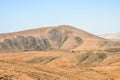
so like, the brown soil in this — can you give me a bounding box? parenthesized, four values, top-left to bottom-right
(0, 51, 119, 80)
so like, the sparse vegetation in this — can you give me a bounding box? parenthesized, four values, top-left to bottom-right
(74, 36, 83, 45)
(0, 51, 119, 80)
(27, 56, 59, 64)
(106, 48, 120, 52)
(0, 26, 120, 80)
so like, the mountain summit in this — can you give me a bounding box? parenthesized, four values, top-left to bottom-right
(0, 25, 119, 53)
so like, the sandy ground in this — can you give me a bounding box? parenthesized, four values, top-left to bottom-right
(0, 51, 119, 80)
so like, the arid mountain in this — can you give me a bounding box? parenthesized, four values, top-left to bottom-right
(0, 25, 120, 80)
(0, 25, 120, 53)
(99, 33, 120, 42)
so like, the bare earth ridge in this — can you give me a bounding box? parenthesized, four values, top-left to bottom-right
(0, 25, 120, 53)
(0, 25, 120, 80)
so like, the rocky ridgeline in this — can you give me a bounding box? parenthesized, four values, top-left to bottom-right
(0, 28, 83, 53)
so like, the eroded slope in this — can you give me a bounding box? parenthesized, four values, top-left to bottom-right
(0, 51, 120, 80)
(0, 25, 120, 53)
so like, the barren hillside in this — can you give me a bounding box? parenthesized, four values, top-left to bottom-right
(0, 51, 120, 80)
(0, 25, 120, 53)
(0, 25, 120, 80)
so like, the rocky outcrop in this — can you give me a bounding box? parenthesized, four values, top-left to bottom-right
(0, 27, 83, 53)
(0, 25, 120, 53)
(0, 36, 50, 52)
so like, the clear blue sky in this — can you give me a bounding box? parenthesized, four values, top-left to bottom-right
(0, 0, 120, 34)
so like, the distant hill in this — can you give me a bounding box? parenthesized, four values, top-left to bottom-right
(99, 33, 120, 42)
(0, 25, 120, 53)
